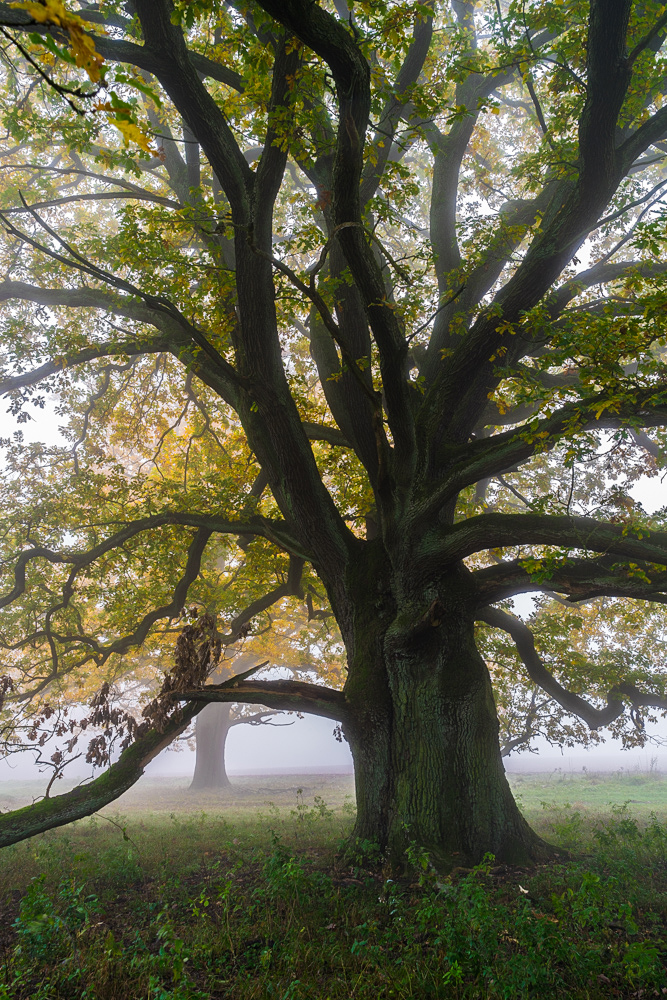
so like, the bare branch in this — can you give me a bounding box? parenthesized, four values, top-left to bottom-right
(180, 678, 347, 722)
(229, 709, 288, 728)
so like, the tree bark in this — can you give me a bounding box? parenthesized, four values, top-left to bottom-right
(384, 627, 537, 867)
(340, 560, 543, 867)
(189, 702, 233, 790)
(0, 702, 205, 849)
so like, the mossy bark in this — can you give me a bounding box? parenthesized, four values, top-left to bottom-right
(0, 703, 203, 849)
(383, 618, 537, 867)
(340, 559, 543, 868)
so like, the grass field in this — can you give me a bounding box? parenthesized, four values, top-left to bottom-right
(510, 768, 667, 815)
(0, 770, 666, 998)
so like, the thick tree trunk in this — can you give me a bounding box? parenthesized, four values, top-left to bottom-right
(342, 567, 543, 868)
(189, 702, 233, 790)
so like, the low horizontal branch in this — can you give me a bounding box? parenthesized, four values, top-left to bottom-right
(474, 555, 667, 606)
(179, 679, 347, 722)
(0, 700, 202, 849)
(479, 606, 622, 729)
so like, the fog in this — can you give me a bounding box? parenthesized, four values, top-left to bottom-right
(2, 710, 666, 789)
(1, 406, 666, 791)
(150, 716, 667, 778)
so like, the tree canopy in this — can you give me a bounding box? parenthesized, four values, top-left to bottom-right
(1, 0, 667, 865)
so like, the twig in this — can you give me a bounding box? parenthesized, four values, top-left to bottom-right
(406, 283, 466, 343)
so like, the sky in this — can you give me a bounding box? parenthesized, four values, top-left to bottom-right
(1, 400, 666, 784)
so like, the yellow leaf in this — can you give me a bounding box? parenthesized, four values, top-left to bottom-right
(590, 398, 620, 420)
(109, 116, 154, 154)
(13, 0, 68, 25)
(12, 0, 105, 82)
(68, 23, 104, 82)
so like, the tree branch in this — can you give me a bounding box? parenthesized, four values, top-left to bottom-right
(0, 280, 245, 411)
(627, 11, 667, 67)
(0, 698, 203, 849)
(128, 1, 356, 582)
(252, 242, 379, 410)
(254, 0, 415, 475)
(618, 106, 667, 170)
(0, 337, 171, 397)
(547, 259, 667, 318)
(253, 36, 302, 251)
(437, 390, 667, 506)
(0, 513, 306, 618)
(301, 421, 350, 448)
(479, 605, 667, 730)
(0, 210, 242, 406)
(230, 709, 291, 728)
(0, 191, 179, 212)
(359, 3, 433, 207)
(180, 679, 347, 723)
(217, 556, 305, 644)
(133, 0, 252, 213)
(0, 650, 279, 847)
(473, 555, 667, 606)
(433, 511, 667, 569)
(0, 3, 246, 91)
(422, 2, 647, 446)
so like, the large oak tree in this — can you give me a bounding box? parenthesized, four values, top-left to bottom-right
(2, 0, 667, 866)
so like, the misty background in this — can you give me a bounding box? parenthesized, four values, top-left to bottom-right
(1, 400, 666, 785)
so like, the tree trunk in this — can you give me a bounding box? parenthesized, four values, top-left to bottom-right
(189, 702, 233, 790)
(190, 653, 262, 791)
(342, 568, 543, 868)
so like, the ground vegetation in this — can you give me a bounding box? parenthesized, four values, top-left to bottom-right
(0, 774, 665, 998)
(0, 0, 667, 864)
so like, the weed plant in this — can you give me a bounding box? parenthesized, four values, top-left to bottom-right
(0, 776, 665, 998)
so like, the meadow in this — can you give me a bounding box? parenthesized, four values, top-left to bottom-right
(0, 769, 665, 999)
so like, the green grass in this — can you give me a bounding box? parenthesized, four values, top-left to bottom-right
(0, 771, 666, 999)
(509, 767, 667, 817)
